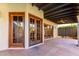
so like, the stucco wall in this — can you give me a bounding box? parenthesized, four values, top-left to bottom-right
(26, 4, 44, 18)
(0, 3, 44, 50)
(0, 4, 8, 50)
(44, 19, 56, 26)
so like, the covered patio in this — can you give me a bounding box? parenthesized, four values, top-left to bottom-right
(0, 38, 78, 56)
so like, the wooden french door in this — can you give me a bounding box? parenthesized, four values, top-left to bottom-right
(44, 24, 53, 39)
(29, 14, 43, 46)
(9, 12, 25, 48)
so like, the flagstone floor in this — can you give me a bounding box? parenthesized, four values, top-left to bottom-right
(0, 38, 79, 56)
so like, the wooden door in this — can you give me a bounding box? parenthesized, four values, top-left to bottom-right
(44, 24, 53, 39)
(29, 14, 43, 46)
(9, 12, 25, 48)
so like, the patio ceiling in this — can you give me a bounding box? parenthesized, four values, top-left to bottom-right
(32, 3, 79, 24)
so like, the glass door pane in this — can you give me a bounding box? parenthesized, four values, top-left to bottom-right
(36, 20, 42, 43)
(13, 16, 24, 47)
(29, 18, 36, 46)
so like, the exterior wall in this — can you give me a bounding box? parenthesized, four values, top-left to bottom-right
(0, 3, 44, 50)
(44, 19, 56, 26)
(26, 4, 44, 18)
(0, 4, 8, 50)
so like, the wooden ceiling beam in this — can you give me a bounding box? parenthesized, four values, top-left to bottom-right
(45, 7, 74, 17)
(45, 3, 70, 14)
(46, 14, 76, 19)
(54, 14, 76, 18)
(56, 15, 75, 19)
(45, 11, 76, 18)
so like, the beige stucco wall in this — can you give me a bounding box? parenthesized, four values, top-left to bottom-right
(0, 4, 9, 50)
(44, 19, 56, 25)
(8, 3, 26, 12)
(26, 4, 44, 18)
(0, 3, 44, 50)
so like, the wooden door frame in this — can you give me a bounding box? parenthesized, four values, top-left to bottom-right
(28, 13, 43, 46)
(9, 12, 25, 48)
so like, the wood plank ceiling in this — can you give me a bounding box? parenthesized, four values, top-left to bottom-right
(32, 3, 79, 24)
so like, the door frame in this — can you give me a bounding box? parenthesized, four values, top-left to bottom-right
(9, 12, 25, 48)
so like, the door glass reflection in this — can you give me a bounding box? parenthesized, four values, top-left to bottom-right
(13, 16, 24, 47)
(29, 17, 42, 46)
(29, 18, 35, 46)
